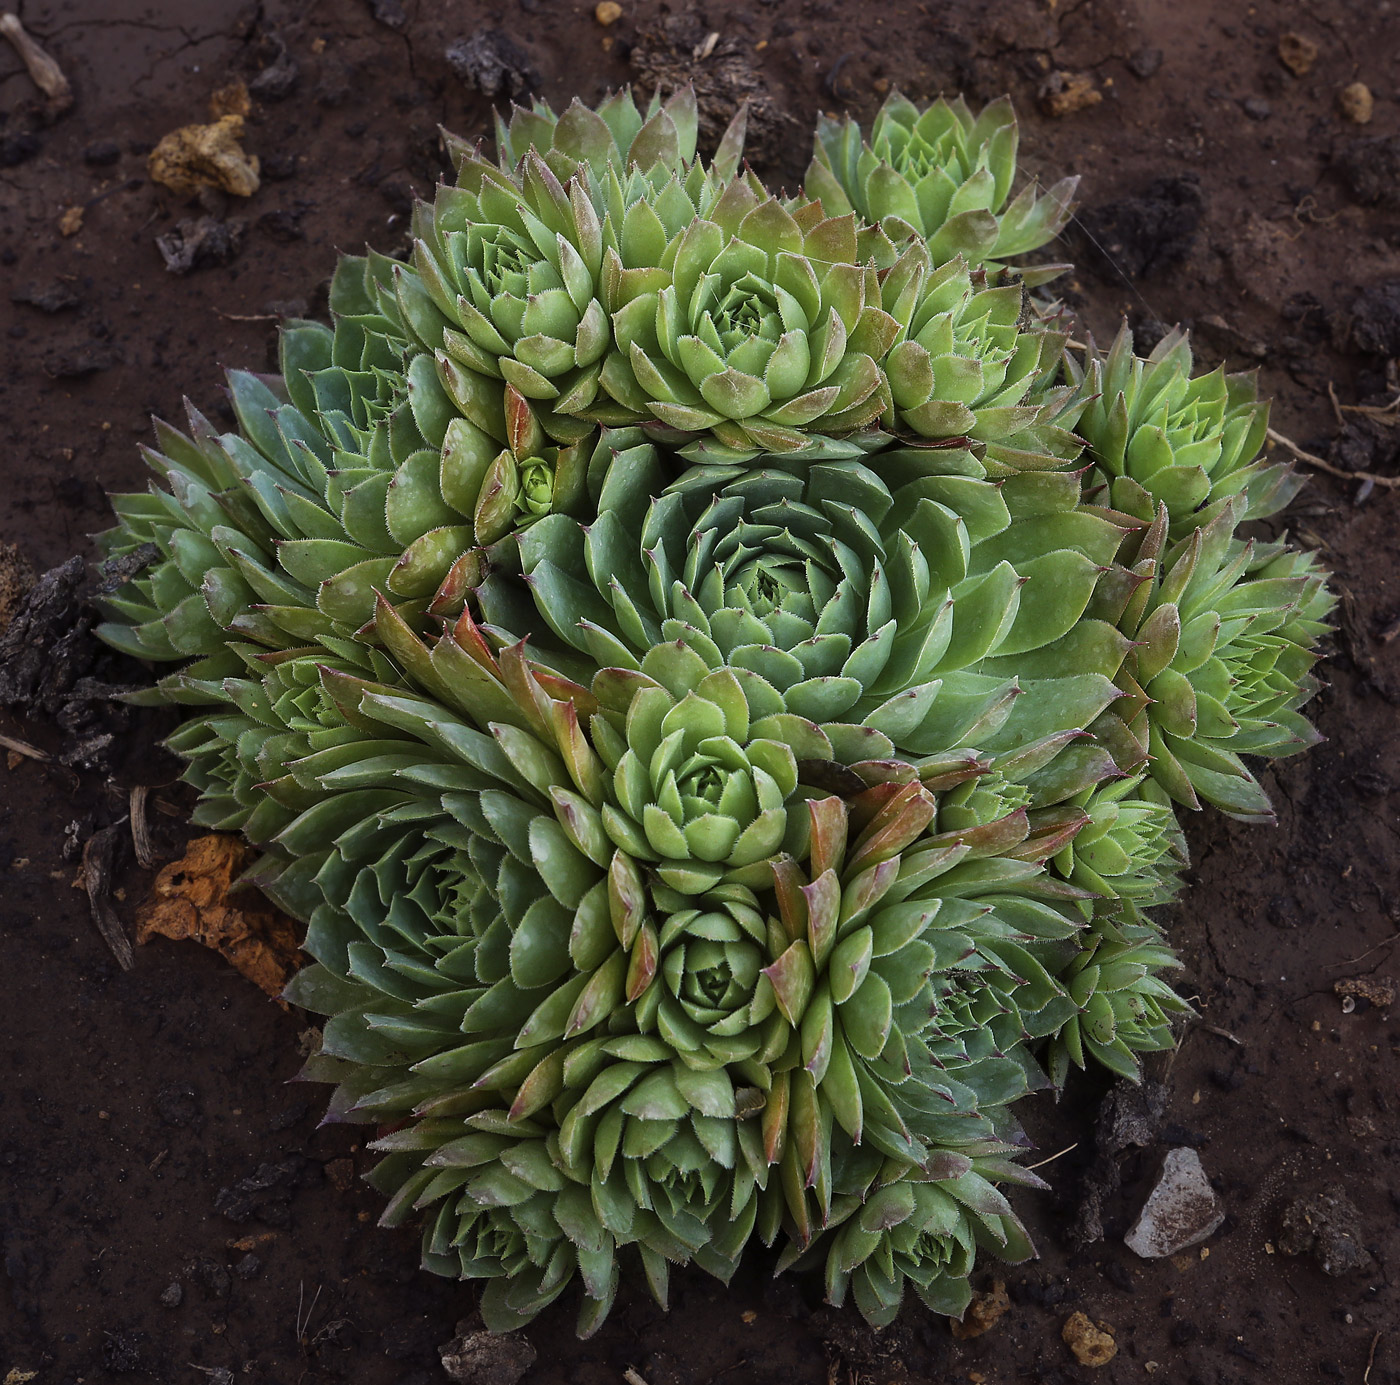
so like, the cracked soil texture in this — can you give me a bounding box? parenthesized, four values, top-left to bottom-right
(1, 0, 1398, 1382)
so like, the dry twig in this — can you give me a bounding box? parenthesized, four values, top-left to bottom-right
(0, 12, 73, 111)
(82, 824, 134, 970)
(1266, 427, 1399, 490)
(129, 785, 156, 868)
(0, 730, 50, 762)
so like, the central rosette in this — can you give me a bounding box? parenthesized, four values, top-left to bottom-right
(645, 884, 775, 1054)
(515, 449, 979, 727)
(599, 668, 801, 893)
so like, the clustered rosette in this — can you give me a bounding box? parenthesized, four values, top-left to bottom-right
(94, 86, 1333, 1334)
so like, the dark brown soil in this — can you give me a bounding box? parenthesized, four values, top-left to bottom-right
(2, 2, 1397, 1383)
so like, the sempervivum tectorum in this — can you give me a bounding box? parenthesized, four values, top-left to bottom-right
(805, 92, 1078, 284)
(876, 247, 1085, 470)
(1045, 911, 1192, 1084)
(1071, 324, 1302, 537)
(486, 85, 748, 186)
(89, 85, 1338, 1339)
(505, 445, 1132, 771)
(597, 187, 899, 458)
(782, 1142, 1045, 1324)
(183, 611, 1072, 1331)
(1090, 501, 1334, 821)
(96, 253, 605, 684)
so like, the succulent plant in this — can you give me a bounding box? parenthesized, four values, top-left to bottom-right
(1046, 911, 1192, 1084)
(792, 1143, 1044, 1324)
(876, 247, 1085, 469)
(93, 87, 1335, 1335)
(1090, 501, 1334, 821)
(1049, 776, 1187, 911)
(488, 86, 748, 186)
(805, 93, 1078, 285)
(595, 186, 899, 457)
(1072, 325, 1303, 537)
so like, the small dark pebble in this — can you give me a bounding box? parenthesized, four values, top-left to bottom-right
(1350, 281, 1400, 357)
(262, 152, 299, 181)
(43, 342, 122, 378)
(83, 140, 122, 166)
(192, 1255, 231, 1300)
(1102, 1259, 1136, 1292)
(445, 30, 537, 101)
(371, 0, 408, 27)
(267, 1099, 311, 1132)
(1209, 1066, 1245, 1092)
(159, 1282, 183, 1308)
(1243, 97, 1272, 120)
(0, 133, 42, 168)
(234, 1253, 261, 1279)
(1334, 134, 1400, 209)
(1128, 48, 1163, 78)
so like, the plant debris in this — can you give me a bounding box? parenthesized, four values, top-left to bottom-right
(148, 115, 260, 199)
(629, 11, 789, 166)
(444, 31, 537, 101)
(0, 12, 73, 113)
(135, 835, 302, 1001)
(155, 215, 246, 274)
(82, 823, 134, 970)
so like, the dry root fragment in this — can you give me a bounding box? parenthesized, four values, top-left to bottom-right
(0, 12, 73, 112)
(148, 115, 260, 199)
(1062, 1311, 1117, 1366)
(136, 834, 301, 1001)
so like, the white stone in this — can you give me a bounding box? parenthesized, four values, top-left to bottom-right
(1124, 1147, 1224, 1258)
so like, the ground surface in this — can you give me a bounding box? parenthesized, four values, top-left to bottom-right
(1, 1, 1398, 1382)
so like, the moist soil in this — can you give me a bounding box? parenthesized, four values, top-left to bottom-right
(1, 1, 1398, 1382)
